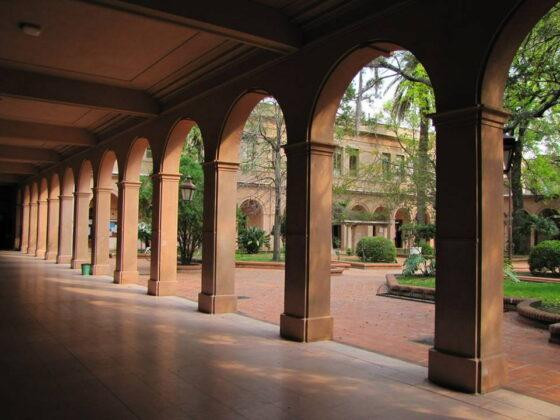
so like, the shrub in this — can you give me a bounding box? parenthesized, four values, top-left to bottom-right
(402, 253, 435, 276)
(529, 240, 560, 276)
(420, 243, 434, 257)
(355, 236, 396, 263)
(238, 227, 270, 254)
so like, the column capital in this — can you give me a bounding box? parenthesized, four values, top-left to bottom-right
(117, 180, 141, 188)
(59, 194, 73, 201)
(23, 202, 30, 207)
(29, 201, 38, 207)
(38, 199, 48, 204)
(151, 172, 181, 182)
(92, 187, 114, 193)
(203, 160, 239, 172)
(283, 140, 337, 157)
(48, 197, 60, 203)
(429, 104, 510, 129)
(74, 191, 91, 198)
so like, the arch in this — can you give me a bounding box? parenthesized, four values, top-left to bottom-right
(77, 160, 93, 193)
(160, 119, 198, 174)
(218, 91, 271, 162)
(394, 208, 411, 223)
(62, 167, 75, 196)
(310, 42, 433, 144)
(30, 182, 38, 202)
(49, 173, 60, 199)
(351, 203, 369, 214)
(124, 137, 152, 181)
(480, 1, 557, 108)
(240, 199, 264, 229)
(373, 206, 388, 221)
(38, 178, 48, 201)
(96, 150, 118, 189)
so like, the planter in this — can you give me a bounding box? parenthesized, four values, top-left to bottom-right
(517, 299, 560, 325)
(350, 262, 401, 270)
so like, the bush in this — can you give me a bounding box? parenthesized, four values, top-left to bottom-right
(355, 236, 396, 263)
(238, 227, 270, 254)
(420, 243, 434, 257)
(529, 240, 560, 276)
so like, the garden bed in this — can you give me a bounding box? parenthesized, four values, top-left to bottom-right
(384, 274, 560, 324)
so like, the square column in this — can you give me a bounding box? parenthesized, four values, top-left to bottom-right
(281, 141, 335, 342)
(428, 105, 508, 393)
(148, 173, 180, 296)
(57, 195, 74, 264)
(45, 197, 59, 260)
(14, 202, 22, 250)
(27, 201, 38, 255)
(35, 199, 48, 258)
(71, 191, 91, 269)
(199, 161, 239, 314)
(21, 203, 29, 253)
(91, 187, 113, 276)
(114, 181, 141, 284)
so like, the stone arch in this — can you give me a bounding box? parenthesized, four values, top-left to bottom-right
(240, 199, 264, 229)
(77, 160, 93, 193)
(124, 137, 153, 182)
(62, 167, 75, 196)
(49, 173, 60, 199)
(160, 119, 199, 174)
(373, 206, 388, 221)
(96, 150, 118, 189)
(393, 207, 411, 248)
(310, 42, 435, 144)
(480, 0, 557, 109)
(38, 177, 48, 201)
(351, 203, 369, 214)
(217, 91, 272, 162)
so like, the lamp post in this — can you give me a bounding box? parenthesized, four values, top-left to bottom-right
(503, 134, 516, 260)
(180, 176, 196, 202)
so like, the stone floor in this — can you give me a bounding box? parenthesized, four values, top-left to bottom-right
(3, 252, 560, 419)
(133, 259, 560, 406)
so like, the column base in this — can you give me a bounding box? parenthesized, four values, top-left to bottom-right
(280, 314, 333, 342)
(35, 249, 46, 258)
(56, 254, 72, 264)
(92, 264, 110, 276)
(71, 259, 87, 269)
(113, 270, 139, 285)
(45, 251, 57, 260)
(198, 293, 237, 314)
(428, 348, 507, 394)
(147, 279, 177, 296)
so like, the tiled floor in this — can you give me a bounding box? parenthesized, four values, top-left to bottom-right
(2, 252, 560, 419)
(135, 260, 560, 406)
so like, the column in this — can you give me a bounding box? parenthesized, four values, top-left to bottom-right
(148, 173, 180, 295)
(21, 203, 30, 253)
(45, 197, 60, 260)
(428, 105, 507, 393)
(387, 218, 396, 244)
(281, 141, 335, 342)
(71, 191, 91, 269)
(14, 201, 22, 250)
(57, 195, 74, 263)
(114, 181, 141, 284)
(199, 161, 238, 313)
(367, 224, 374, 237)
(35, 198, 48, 258)
(91, 187, 112, 276)
(27, 200, 38, 255)
(341, 224, 347, 250)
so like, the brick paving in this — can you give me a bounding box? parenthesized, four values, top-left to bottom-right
(131, 259, 560, 406)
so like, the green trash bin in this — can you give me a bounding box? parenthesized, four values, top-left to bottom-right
(81, 263, 92, 276)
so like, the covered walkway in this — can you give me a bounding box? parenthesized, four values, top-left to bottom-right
(2, 252, 560, 419)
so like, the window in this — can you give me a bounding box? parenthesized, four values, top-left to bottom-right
(333, 149, 342, 175)
(348, 148, 359, 176)
(381, 153, 391, 175)
(397, 155, 405, 177)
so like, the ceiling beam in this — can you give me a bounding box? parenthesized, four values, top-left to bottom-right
(0, 119, 97, 147)
(92, 0, 302, 53)
(0, 174, 23, 184)
(0, 67, 160, 117)
(0, 145, 60, 164)
(0, 162, 37, 175)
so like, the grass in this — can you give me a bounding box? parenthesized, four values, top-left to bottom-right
(235, 252, 285, 262)
(397, 275, 560, 310)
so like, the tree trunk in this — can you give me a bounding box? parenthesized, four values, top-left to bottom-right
(415, 114, 429, 226)
(355, 69, 364, 136)
(512, 124, 529, 254)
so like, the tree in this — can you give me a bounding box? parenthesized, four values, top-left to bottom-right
(504, 5, 560, 253)
(240, 99, 286, 261)
(177, 127, 204, 264)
